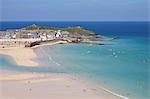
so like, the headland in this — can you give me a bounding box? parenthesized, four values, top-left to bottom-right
(0, 24, 114, 66)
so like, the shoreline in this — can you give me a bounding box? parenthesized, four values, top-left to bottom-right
(0, 42, 129, 99)
(0, 47, 38, 67)
(0, 40, 68, 67)
(0, 70, 125, 99)
(32, 40, 68, 49)
(76, 74, 129, 99)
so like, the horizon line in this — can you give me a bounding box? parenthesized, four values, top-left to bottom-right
(0, 20, 149, 22)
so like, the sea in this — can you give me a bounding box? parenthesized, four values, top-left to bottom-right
(0, 21, 149, 99)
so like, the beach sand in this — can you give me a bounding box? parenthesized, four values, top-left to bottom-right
(0, 44, 124, 99)
(0, 47, 38, 67)
(0, 70, 120, 99)
(0, 40, 68, 67)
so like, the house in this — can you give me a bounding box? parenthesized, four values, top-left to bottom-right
(40, 35, 47, 41)
(47, 35, 53, 40)
(12, 34, 16, 39)
(61, 31, 69, 38)
(55, 30, 62, 38)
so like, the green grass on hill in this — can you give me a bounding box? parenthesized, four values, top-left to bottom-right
(25, 24, 96, 35)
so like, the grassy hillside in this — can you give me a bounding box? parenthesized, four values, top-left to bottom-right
(25, 24, 96, 35)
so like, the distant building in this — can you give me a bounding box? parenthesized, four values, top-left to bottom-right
(55, 30, 62, 38)
(40, 35, 47, 41)
(12, 34, 16, 39)
(61, 31, 69, 38)
(47, 35, 53, 40)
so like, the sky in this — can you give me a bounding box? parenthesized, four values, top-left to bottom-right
(0, 0, 149, 21)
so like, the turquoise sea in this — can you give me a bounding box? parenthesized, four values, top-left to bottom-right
(0, 22, 149, 99)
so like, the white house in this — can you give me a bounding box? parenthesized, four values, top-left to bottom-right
(12, 34, 16, 39)
(40, 35, 47, 41)
(55, 30, 62, 38)
(61, 31, 69, 37)
(47, 35, 53, 40)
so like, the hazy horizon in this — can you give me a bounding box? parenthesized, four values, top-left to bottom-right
(1, 0, 149, 21)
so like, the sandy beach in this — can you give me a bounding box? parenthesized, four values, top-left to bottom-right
(0, 70, 121, 99)
(0, 47, 38, 67)
(0, 43, 125, 99)
(0, 40, 68, 67)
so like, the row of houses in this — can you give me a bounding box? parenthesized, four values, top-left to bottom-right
(0, 29, 70, 41)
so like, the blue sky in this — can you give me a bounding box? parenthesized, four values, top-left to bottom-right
(1, 0, 149, 21)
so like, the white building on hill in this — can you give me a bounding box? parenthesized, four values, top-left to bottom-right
(55, 30, 62, 38)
